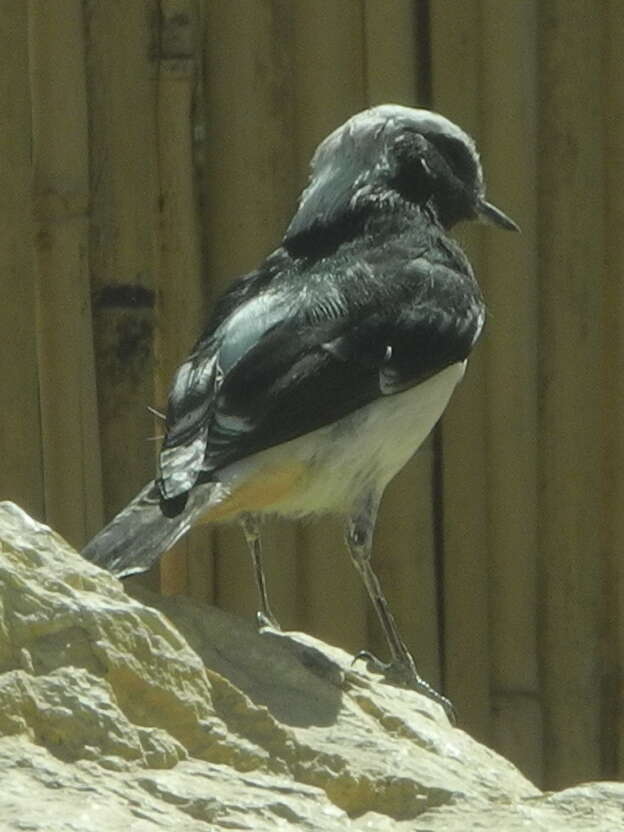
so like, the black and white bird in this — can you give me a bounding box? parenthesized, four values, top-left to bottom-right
(83, 104, 518, 718)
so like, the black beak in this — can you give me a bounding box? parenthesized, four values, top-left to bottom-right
(477, 199, 520, 232)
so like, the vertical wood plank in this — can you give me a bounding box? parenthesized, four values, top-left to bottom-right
(479, 0, 543, 784)
(429, 0, 492, 741)
(537, 0, 605, 788)
(156, 0, 215, 600)
(29, 0, 104, 548)
(0, 3, 44, 520)
(201, 0, 300, 626)
(290, 0, 369, 653)
(604, 0, 624, 781)
(364, 0, 418, 107)
(363, 1, 442, 687)
(84, 0, 161, 591)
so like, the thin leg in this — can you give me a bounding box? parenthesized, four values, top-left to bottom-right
(345, 492, 455, 720)
(240, 513, 280, 629)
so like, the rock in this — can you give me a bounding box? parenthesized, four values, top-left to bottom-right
(0, 500, 622, 830)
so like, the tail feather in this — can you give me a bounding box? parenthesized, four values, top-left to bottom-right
(82, 480, 223, 578)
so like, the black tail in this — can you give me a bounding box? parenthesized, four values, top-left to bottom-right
(82, 480, 221, 577)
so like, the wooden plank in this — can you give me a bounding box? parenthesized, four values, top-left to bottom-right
(155, 0, 215, 600)
(604, 0, 624, 781)
(289, 0, 369, 654)
(363, 0, 418, 107)
(429, 0, 492, 741)
(84, 0, 161, 588)
(537, 0, 604, 788)
(0, 3, 44, 520)
(29, 0, 104, 548)
(479, 0, 543, 785)
(200, 0, 300, 626)
(362, 1, 441, 687)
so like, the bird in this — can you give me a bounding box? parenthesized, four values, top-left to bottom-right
(82, 104, 518, 719)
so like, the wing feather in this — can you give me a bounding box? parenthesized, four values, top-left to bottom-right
(158, 251, 484, 499)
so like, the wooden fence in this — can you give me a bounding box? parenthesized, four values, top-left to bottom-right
(0, 0, 620, 790)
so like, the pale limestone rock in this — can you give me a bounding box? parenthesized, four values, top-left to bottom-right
(0, 501, 622, 830)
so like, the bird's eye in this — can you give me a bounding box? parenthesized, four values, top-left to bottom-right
(426, 134, 478, 189)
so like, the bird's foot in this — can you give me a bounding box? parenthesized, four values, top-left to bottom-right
(353, 650, 456, 723)
(256, 610, 282, 631)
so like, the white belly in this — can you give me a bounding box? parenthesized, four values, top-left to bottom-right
(216, 361, 466, 519)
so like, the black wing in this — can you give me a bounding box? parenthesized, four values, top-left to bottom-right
(157, 248, 483, 504)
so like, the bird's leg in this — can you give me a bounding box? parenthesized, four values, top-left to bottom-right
(240, 513, 281, 630)
(345, 492, 455, 721)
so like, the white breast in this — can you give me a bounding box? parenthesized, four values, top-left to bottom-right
(217, 361, 466, 519)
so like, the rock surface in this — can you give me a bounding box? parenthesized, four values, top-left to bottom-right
(0, 500, 622, 830)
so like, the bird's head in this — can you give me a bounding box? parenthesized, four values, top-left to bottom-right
(284, 104, 518, 253)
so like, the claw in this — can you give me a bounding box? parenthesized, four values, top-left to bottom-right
(256, 610, 281, 631)
(352, 650, 456, 723)
(353, 649, 386, 670)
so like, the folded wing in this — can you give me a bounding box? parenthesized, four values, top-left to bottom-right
(158, 252, 484, 505)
